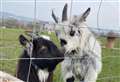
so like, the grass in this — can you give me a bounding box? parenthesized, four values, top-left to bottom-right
(0, 28, 120, 82)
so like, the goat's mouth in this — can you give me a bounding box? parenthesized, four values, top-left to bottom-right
(65, 48, 80, 56)
(70, 50, 78, 54)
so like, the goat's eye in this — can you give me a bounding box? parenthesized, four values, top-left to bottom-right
(60, 39, 67, 46)
(69, 30, 75, 36)
(40, 46, 47, 50)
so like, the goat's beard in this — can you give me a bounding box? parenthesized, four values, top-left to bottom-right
(65, 49, 79, 56)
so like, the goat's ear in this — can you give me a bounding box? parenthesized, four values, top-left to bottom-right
(62, 3, 68, 22)
(19, 35, 29, 46)
(80, 8, 91, 21)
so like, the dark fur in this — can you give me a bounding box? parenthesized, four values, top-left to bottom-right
(16, 36, 64, 82)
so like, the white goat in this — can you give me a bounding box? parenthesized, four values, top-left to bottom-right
(52, 3, 102, 82)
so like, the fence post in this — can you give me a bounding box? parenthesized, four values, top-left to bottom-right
(106, 31, 117, 48)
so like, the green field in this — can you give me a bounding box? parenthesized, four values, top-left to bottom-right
(0, 28, 120, 82)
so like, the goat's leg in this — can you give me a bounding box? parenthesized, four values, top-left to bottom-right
(61, 61, 75, 82)
(66, 76, 75, 82)
(62, 71, 75, 82)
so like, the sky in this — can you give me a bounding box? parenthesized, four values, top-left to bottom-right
(0, 0, 120, 30)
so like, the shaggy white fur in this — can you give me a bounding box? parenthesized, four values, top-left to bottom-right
(61, 23, 102, 82)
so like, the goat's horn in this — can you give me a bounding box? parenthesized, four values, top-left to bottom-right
(62, 3, 68, 22)
(52, 10, 58, 23)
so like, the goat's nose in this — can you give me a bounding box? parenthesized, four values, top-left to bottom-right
(60, 39, 67, 46)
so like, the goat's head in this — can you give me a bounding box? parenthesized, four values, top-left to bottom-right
(19, 34, 64, 71)
(52, 3, 91, 56)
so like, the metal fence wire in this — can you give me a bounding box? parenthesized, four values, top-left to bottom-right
(0, 0, 120, 82)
